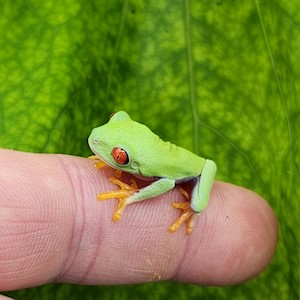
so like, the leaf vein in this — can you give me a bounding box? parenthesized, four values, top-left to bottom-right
(104, 0, 129, 106)
(199, 121, 270, 195)
(184, 0, 199, 154)
(255, 0, 292, 148)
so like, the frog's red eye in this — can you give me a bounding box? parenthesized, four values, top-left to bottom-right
(112, 147, 129, 165)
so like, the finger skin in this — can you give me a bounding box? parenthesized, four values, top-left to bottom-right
(0, 295, 13, 300)
(0, 149, 278, 291)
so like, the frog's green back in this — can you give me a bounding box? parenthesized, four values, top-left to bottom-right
(140, 134, 206, 180)
(89, 111, 206, 180)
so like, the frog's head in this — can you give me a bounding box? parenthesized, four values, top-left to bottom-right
(88, 111, 157, 176)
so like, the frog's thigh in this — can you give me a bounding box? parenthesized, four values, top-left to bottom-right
(190, 159, 217, 213)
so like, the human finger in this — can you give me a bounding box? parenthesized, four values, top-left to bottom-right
(0, 149, 277, 291)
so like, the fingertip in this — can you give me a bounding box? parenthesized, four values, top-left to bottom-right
(173, 182, 278, 285)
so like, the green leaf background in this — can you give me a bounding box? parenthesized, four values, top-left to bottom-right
(0, 0, 299, 299)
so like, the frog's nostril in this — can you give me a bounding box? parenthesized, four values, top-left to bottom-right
(93, 138, 99, 144)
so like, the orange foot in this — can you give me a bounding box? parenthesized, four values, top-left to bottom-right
(168, 187, 198, 235)
(89, 156, 123, 178)
(88, 155, 107, 169)
(97, 177, 139, 222)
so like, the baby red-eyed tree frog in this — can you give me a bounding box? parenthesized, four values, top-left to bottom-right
(88, 111, 217, 235)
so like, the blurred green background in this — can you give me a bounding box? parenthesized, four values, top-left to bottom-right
(0, 0, 299, 299)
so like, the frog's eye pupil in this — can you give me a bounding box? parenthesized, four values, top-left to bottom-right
(112, 147, 129, 165)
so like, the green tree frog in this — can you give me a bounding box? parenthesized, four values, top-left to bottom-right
(88, 111, 217, 235)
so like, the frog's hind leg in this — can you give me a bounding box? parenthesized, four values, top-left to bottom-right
(169, 159, 216, 235)
(169, 187, 195, 235)
(190, 159, 216, 213)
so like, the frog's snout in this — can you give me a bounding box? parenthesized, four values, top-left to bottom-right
(88, 128, 99, 148)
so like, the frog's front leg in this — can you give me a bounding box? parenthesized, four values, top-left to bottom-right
(98, 177, 176, 222)
(89, 156, 122, 177)
(170, 159, 217, 235)
(88, 155, 107, 169)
